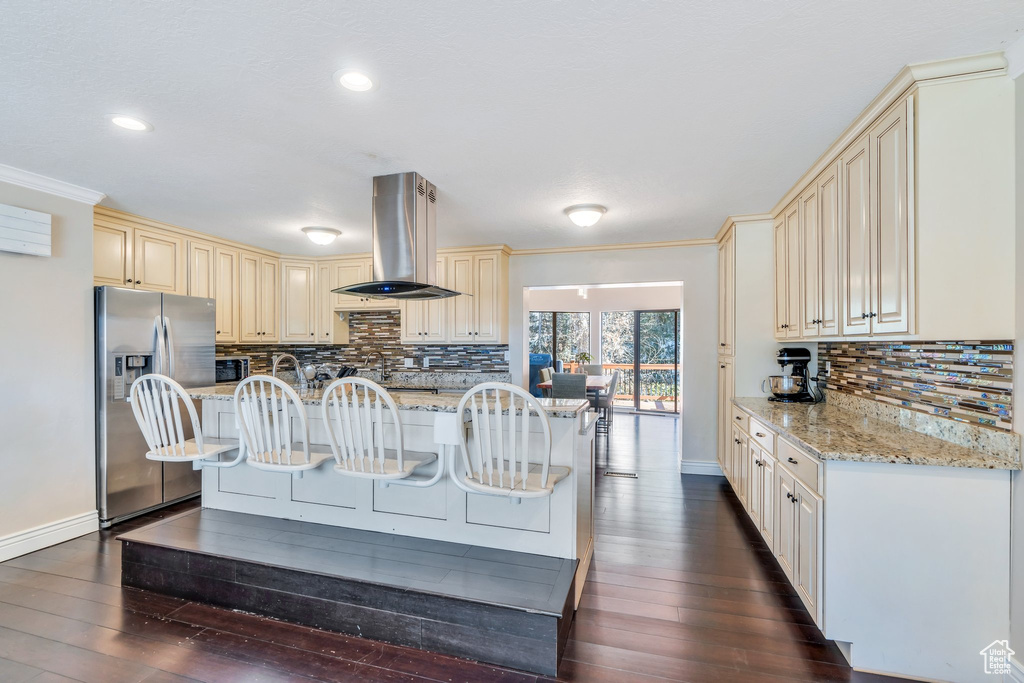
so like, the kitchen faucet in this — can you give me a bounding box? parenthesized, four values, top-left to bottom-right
(272, 353, 307, 389)
(364, 350, 390, 383)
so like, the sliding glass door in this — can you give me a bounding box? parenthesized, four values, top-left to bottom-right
(601, 309, 679, 414)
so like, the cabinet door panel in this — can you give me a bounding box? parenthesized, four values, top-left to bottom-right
(775, 468, 796, 581)
(732, 426, 748, 507)
(842, 135, 872, 335)
(188, 241, 215, 299)
(280, 261, 316, 343)
(748, 444, 763, 526)
(332, 261, 367, 310)
(818, 163, 841, 337)
(134, 229, 186, 294)
(317, 262, 334, 343)
(239, 253, 261, 343)
(94, 223, 132, 287)
(260, 257, 280, 342)
(718, 360, 734, 482)
(871, 100, 912, 334)
(773, 217, 788, 338)
(794, 478, 822, 624)
(423, 256, 449, 342)
(760, 455, 775, 550)
(799, 187, 819, 337)
(718, 233, 735, 354)
(784, 202, 802, 339)
(213, 247, 240, 343)
(449, 255, 475, 342)
(474, 254, 500, 342)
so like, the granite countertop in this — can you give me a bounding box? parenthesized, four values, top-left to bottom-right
(190, 383, 590, 419)
(734, 397, 1020, 470)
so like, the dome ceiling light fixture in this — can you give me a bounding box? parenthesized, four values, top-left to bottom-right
(334, 68, 376, 92)
(109, 114, 153, 132)
(301, 226, 342, 245)
(564, 204, 607, 227)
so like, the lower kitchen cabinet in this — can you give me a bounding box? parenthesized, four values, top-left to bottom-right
(731, 426, 749, 509)
(793, 477, 822, 623)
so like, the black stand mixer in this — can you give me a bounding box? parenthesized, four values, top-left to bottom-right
(763, 348, 821, 403)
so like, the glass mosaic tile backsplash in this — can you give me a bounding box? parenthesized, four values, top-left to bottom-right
(819, 341, 1013, 432)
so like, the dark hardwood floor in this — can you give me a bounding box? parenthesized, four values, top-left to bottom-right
(0, 414, 901, 682)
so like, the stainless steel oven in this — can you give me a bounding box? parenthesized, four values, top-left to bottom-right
(215, 355, 250, 383)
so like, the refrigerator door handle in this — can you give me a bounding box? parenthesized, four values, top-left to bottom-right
(164, 316, 175, 379)
(153, 315, 167, 374)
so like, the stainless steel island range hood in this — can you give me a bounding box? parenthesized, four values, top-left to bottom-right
(332, 172, 459, 300)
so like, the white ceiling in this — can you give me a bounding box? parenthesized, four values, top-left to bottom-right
(1, 1, 1021, 255)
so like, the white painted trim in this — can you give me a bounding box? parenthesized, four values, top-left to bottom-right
(0, 510, 100, 562)
(680, 460, 723, 476)
(0, 163, 105, 205)
(714, 213, 774, 243)
(1008, 656, 1024, 683)
(1006, 37, 1024, 80)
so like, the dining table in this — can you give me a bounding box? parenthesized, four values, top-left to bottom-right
(536, 374, 613, 392)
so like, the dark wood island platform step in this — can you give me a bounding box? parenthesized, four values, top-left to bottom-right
(118, 508, 577, 676)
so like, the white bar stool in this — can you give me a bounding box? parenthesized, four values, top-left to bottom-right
(129, 374, 242, 468)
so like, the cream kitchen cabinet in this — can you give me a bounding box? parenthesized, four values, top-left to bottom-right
(772, 205, 801, 340)
(717, 230, 735, 355)
(731, 425, 749, 509)
(214, 247, 240, 343)
(792, 476, 823, 623)
(239, 252, 279, 343)
(448, 250, 508, 344)
(187, 240, 215, 298)
(717, 358, 734, 481)
(316, 262, 334, 343)
(280, 260, 317, 343)
(331, 258, 399, 311)
(93, 220, 186, 294)
(400, 256, 448, 344)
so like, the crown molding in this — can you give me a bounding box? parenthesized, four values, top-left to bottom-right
(1005, 36, 1024, 80)
(714, 213, 774, 243)
(0, 163, 105, 205)
(510, 238, 716, 256)
(770, 51, 1007, 217)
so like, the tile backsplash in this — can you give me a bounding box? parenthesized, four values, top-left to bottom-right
(819, 341, 1013, 432)
(218, 310, 509, 375)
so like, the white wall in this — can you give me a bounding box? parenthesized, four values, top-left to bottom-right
(509, 245, 717, 468)
(1010, 70, 1024, 668)
(527, 284, 683, 365)
(0, 179, 99, 559)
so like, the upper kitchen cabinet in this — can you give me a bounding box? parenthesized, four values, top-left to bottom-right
(213, 246, 240, 343)
(400, 256, 448, 344)
(717, 231, 734, 356)
(448, 248, 509, 344)
(239, 251, 279, 343)
(773, 202, 801, 339)
(316, 262, 334, 344)
(187, 240, 215, 299)
(280, 260, 316, 343)
(769, 57, 1014, 341)
(93, 210, 186, 295)
(331, 257, 399, 311)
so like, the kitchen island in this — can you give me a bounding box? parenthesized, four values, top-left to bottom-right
(726, 396, 1019, 683)
(189, 383, 596, 595)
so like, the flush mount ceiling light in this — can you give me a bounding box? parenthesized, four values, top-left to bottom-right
(301, 226, 342, 245)
(334, 68, 376, 92)
(109, 114, 153, 132)
(564, 204, 607, 227)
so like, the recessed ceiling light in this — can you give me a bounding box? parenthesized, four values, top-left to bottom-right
(302, 226, 342, 245)
(334, 68, 375, 92)
(109, 115, 153, 132)
(564, 204, 607, 227)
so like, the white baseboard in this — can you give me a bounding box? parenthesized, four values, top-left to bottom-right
(0, 510, 100, 562)
(1008, 655, 1024, 683)
(679, 461, 723, 476)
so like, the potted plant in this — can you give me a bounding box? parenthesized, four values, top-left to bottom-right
(575, 351, 593, 372)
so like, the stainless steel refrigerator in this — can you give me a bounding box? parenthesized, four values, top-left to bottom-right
(95, 286, 216, 527)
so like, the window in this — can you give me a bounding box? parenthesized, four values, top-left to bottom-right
(601, 309, 679, 413)
(528, 311, 590, 367)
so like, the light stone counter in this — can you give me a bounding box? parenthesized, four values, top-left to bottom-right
(734, 397, 1020, 470)
(189, 383, 590, 419)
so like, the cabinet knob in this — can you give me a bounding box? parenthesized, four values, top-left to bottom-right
(720, 343, 726, 347)
(216, 330, 221, 334)
(792, 496, 799, 505)
(720, 364, 725, 369)
(136, 281, 142, 285)
(734, 438, 741, 444)
(310, 333, 314, 336)
(755, 432, 766, 438)
(126, 278, 133, 283)
(735, 416, 742, 420)
(786, 492, 793, 500)
(787, 457, 798, 464)
(869, 312, 877, 318)
(861, 313, 868, 319)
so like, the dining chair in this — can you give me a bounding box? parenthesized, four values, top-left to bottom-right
(551, 372, 587, 399)
(234, 376, 333, 475)
(320, 377, 438, 483)
(538, 367, 553, 397)
(129, 374, 241, 467)
(593, 370, 621, 436)
(452, 383, 570, 501)
(582, 364, 604, 376)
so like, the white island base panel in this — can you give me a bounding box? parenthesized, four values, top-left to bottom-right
(823, 460, 1010, 683)
(198, 398, 596, 607)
